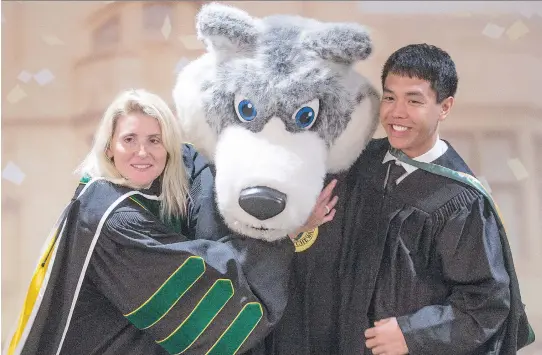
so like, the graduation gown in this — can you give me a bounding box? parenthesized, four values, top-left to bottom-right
(5, 144, 294, 355)
(249, 138, 533, 355)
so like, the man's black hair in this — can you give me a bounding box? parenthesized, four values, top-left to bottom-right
(381, 43, 458, 103)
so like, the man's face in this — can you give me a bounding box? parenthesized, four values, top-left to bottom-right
(379, 73, 453, 158)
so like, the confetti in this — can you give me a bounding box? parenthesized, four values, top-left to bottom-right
(6, 85, 27, 104)
(2, 162, 26, 185)
(18, 70, 33, 83)
(506, 20, 529, 41)
(179, 35, 205, 50)
(161, 15, 172, 40)
(507, 158, 529, 181)
(477, 176, 492, 194)
(33, 69, 55, 86)
(174, 57, 190, 74)
(42, 34, 65, 46)
(482, 23, 505, 39)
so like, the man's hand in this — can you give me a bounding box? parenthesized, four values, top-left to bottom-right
(288, 179, 338, 241)
(365, 317, 409, 355)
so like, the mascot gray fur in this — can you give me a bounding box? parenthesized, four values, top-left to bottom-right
(173, 2, 379, 241)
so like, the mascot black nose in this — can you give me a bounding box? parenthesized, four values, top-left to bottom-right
(238, 186, 287, 220)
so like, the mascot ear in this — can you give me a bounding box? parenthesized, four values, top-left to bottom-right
(196, 2, 259, 55)
(303, 23, 372, 64)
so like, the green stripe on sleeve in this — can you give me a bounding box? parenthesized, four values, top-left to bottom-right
(206, 302, 263, 355)
(158, 279, 234, 354)
(125, 256, 205, 329)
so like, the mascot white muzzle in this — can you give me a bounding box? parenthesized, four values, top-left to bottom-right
(173, 3, 380, 241)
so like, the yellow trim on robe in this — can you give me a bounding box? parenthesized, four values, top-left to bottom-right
(7, 228, 59, 354)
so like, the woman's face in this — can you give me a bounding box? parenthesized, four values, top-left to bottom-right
(106, 113, 167, 188)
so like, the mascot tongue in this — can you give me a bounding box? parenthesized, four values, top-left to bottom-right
(173, 2, 380, 241)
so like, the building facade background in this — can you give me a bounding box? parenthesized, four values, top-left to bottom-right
(2, 1, 541, 352)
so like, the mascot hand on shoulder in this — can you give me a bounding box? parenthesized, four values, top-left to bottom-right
(173, 3, 379, 242)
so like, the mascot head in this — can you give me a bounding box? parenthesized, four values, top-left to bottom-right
(173, 3, 380, 241)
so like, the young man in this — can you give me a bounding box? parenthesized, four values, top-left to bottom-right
(353, 43, 534, 354)
(244, 44, 533, 355)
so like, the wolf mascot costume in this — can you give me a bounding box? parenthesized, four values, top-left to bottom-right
(174, 3, 378, 241)
(173, 3, 380, 354)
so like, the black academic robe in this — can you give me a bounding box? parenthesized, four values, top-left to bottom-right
(6, 144, 293, 355)
(352, 138, 511, 355)
(249, 138, 533, 355)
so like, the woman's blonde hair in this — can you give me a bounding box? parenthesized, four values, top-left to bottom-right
(76, 89, 188, 219)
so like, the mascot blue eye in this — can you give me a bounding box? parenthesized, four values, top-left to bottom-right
(295, 107, 316, 128)
(292, 98, 320, 130)
(236, 99, 257, 122)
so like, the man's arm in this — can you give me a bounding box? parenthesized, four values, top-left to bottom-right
(396, 192, 511, 354)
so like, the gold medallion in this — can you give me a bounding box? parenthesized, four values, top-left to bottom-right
(293, 227, 319, 253)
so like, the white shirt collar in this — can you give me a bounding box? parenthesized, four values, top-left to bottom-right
(382, 137, 449, 176)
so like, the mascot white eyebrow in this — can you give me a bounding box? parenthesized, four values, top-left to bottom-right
(173, 3, 379, 241)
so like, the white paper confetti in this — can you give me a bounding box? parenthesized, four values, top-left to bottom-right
(42, 34, 65, 46)
(2, 162, 26, 185)
(174, 57, 190, 74)
(507, 158, 529, 181)
(506, 20, 529, 40)
(161, 16, 172, 40)
(6, 85, 27, 104)
(179, 35, 205, 50)
(18, 70, 33, 83)
(482, 23, 505, 39)
(33, 69, 55, 86)
(477, 176, 492, 194)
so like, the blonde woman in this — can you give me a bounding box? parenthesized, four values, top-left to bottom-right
(6, 89, 337, 355)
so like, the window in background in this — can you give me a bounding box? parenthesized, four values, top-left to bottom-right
(443, 129, 524, 258)
(479, 132, 519, 184)
(442, 131, 477, 169)
(478, 131, 523, 258)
